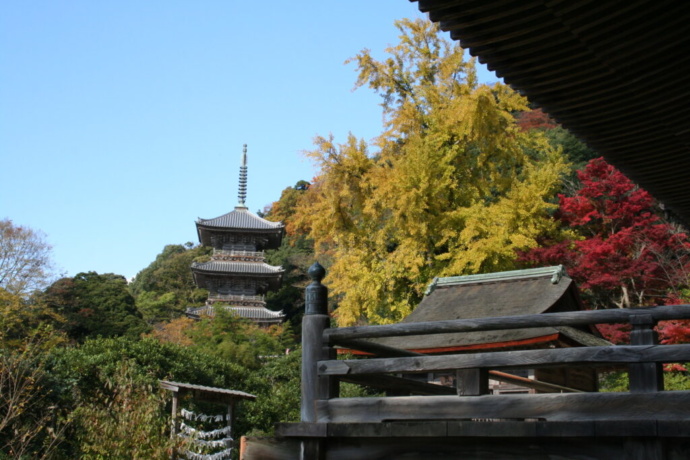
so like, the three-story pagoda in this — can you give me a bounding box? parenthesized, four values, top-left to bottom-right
(188, 145, 285, 325)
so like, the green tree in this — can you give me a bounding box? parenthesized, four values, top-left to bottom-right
(294, 18, 568, 326)
(186, 308, 295, 369)
(45, 336, 249, 458)
(129, 244, 211, 323)
(42, 272, 148, 341)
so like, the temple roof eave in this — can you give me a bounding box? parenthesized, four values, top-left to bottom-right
(196, 207, 284, 232)
(190, 261, 285, 276)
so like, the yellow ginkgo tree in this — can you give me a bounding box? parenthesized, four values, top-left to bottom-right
(293, 18, 569, 326)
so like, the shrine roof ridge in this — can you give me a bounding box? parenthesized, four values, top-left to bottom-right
(425, 265, 567, 296)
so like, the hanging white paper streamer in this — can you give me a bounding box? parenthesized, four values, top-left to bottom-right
(188, 437, 233, 449)
(180, 409, 226, 423)
(179, 423, 232, 440)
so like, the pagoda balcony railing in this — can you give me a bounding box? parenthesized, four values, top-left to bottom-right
(212, 249, 265, 260)
(207, 293, 265, 303)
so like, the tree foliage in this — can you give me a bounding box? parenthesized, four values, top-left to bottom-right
(42, 272, 149, 342)
(293, 19, 569, 326)
(521, 158, 690, 311)
(0, 219, 56, 296)
(129, 244, 211, 323)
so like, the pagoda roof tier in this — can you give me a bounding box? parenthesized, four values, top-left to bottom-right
(197, 206, 283, 232)
(186, 305, 285, 325)
(191, 260, 284, 276)
(196, 207, 284, 250)
(191, 261, 283, 292)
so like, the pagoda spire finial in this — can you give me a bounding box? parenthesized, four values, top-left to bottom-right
(238, 144, 248, 207)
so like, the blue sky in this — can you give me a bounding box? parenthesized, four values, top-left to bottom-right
(1, 1, 497, 281)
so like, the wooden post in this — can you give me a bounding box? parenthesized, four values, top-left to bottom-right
(227, 401, 235, 448)
(456, 369, 489, 396)
(629, 314, 663, 393)
(171, 391, 178, 460)
(301, 262, 332, 460)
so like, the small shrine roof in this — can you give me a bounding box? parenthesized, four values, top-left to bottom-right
(160, 380, 256, 401)
(197, 206, 283, 231)
(373, 266, 606, 353)
(191, 260, 284, 275)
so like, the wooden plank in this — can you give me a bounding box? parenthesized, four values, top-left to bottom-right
(318, 344, 690, 376)
(276, 420, 690, 439)
(276, 423, 328, 438)
(328, 421, 448, 438)
(324, 304, 690, 343)
(315, 392, 690, 423)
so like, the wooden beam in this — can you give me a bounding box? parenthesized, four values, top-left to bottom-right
(318, 344, 690, 376)
(277, 419, 690, 439)
(488, 370, 583, 394)
(315, 392, 690, 423)
(324, 305, 690, 343)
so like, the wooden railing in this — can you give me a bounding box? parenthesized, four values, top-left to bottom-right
(212, 249, 265, 260)
(300, 263, 690, 426)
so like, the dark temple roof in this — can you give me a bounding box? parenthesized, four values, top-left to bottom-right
(376, 266, 608, 352)
(411, 0, 690, 224)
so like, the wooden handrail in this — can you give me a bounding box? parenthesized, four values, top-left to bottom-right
(324, 305, 690, 344)
(318, 344, 690, 377)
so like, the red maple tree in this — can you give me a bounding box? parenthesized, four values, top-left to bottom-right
(520, 158, 690, 344)
(516, 108, 558, 131)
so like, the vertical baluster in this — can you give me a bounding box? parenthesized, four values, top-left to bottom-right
(629, 314, 663, 393)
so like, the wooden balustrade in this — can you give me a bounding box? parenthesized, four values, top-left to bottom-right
(291, 264, 690, 459)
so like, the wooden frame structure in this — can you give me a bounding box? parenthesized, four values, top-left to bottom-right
(265, 264, 690, 460)
(160, 380, 255, 459)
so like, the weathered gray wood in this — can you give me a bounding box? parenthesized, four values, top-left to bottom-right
(324, 304, 690, 343)
(302, 314, 331, 423)
(252, 434, 690, 460)
(629, 314, 663, 393)
(318, 344, 690, 376)
(302, 262, 332, 426)
(277, 421, 690, 439)
(624, 438, 665, 460)
(456, 369, 488, 396)
(315, 392, 690, 423)
(276, 423, 328, 438)
(339, 373, 456, 395)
